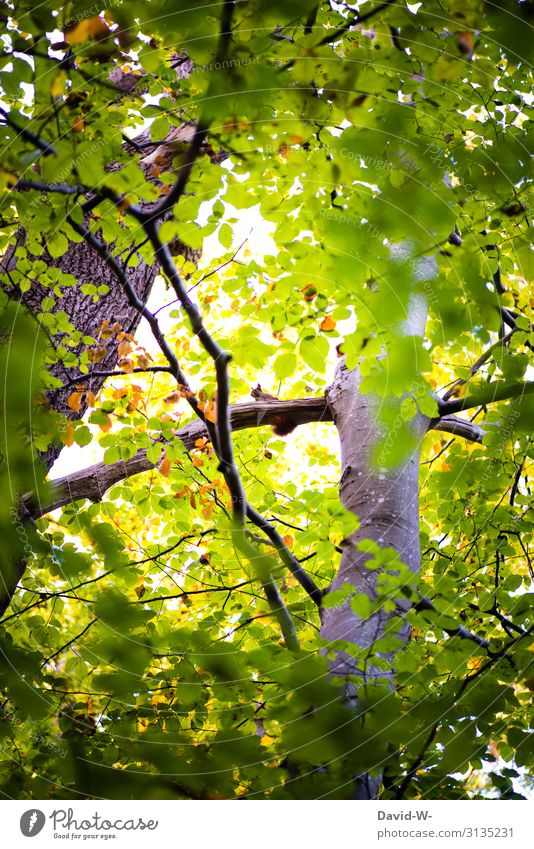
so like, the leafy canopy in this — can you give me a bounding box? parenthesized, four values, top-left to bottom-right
(0, 0, 532, 799)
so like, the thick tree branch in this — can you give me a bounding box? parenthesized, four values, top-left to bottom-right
(431, 414, 484, 443)
(439, 380, 534, 416)
(24, 398, 488, 520)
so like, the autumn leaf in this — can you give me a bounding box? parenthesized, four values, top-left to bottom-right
(98, 414, 112, 432)
(71, 115, 84, 134)
(65, 16, 110, 45)
(458, 31, 474, 55)
(320, 316, 336, 332)
(60, 421, 75, 446)
(158, 455, 172, 477)
(301, 285, 317, 302)
(164, 390, 182, 404)
(117, 357, 134, 372)
(67, 391, 83, 413)
(87, 343, 106, 363)
(136, 353, 152, 369)
(117, 339, 132, 358)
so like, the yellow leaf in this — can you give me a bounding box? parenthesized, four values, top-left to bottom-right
(0, 165, 19, 191)
(65, 16, 110, 45)
(51, 71, 66, 98)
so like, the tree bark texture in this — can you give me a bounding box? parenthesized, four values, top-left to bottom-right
(0, 68, 203, 472)
(320, 362, 429, 798)
(319, 287, 431, 798)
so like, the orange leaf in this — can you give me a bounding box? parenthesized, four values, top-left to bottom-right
(61, 421, 75, 446)
(458, 31, 474, 55)
(158, 455, 172, 477)
(203, 400, 217, 423)
(98, 414, 112, 432)
(320, 315, 336, 332)
(67, 391, 83, 413)
(164, 391, 182, 404)
(72, 115, 84, 134)
(117, 339, 132, 357)
(117, 357, 134, 373)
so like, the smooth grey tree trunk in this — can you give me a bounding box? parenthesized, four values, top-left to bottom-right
(321, 292, 430, 798)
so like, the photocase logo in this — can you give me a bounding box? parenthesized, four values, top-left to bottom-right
(20, 809, 46, 837)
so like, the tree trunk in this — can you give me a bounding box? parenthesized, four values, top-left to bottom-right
(321, 361, 429, 797)
(1, 67, 202, 473)
(2, 227, 161, 471)
(0, 67, 205, 616)
(321, 292, 430, 798)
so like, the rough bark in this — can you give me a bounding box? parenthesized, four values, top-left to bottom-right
(0, 64, 212, 616)
(2, 227, 161, 471)
(0, 68, 203, 473)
